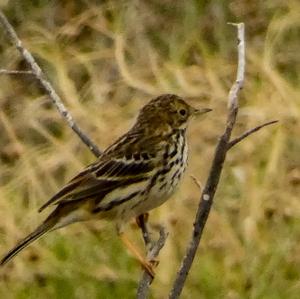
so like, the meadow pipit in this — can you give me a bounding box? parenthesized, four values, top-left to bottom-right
(0, 94, 211, 275)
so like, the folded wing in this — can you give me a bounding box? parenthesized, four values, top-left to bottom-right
(38, 155, 156, 212)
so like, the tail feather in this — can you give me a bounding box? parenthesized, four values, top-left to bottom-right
(0, 218, 55, 266)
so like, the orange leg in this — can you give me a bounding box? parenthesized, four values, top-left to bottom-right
(119, 233, 155, 277)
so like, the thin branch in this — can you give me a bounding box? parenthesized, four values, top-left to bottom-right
(168, 23, 245, 299)
(228, 120, 278, 149)
(136, 227, 168, 299)
(227, 22, 245, 110)
(0, 10, 102, 157)
(190, 175, 203, 191)
(0, 69, 34, 75)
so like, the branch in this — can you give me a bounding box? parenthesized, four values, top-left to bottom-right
(168, 22, 245, 299)
(136, 227, 168, 299)
(190, 175, 203, 191)
(0, 69, 34, 75)
(228, 120, 278, 149)
(0, 10, 102, 157)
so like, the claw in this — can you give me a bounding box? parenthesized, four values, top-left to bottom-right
(142, 260, 155, 278)
(119, 232, 157, 277)
(149, 257, 159, 267)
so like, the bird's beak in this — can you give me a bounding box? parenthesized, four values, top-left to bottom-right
(193, 107, 213, 116)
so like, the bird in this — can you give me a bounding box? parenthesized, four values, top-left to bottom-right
(0, 94, 211, 275)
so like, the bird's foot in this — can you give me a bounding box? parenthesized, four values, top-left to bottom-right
(141, 259, 156, 278)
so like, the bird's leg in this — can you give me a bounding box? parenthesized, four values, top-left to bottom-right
(136, 214, 160, 267)
(118, 232, 155, 278)
(136, 213, 151, 247)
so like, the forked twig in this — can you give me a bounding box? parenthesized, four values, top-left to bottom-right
(168, 22, 277, 299)
(228, 120, 278, 149)
(0, 10, 101, 157)
(137, 227, 168, 299)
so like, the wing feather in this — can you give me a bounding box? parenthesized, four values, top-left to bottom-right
(38, 129, 165, 212)
(38, 156, 156, 212)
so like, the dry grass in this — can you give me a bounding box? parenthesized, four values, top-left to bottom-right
(0, 1, 299, 298)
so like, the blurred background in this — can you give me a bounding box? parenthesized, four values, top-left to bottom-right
(0, 1, 299, 298)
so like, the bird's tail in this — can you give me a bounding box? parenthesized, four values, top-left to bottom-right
(0, 212, 58, 266)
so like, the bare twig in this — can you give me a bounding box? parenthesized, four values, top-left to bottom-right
(228, 120, 278, 149)
(0, 69, 34, 75)
(0, 10, 101, 157)
(137, 227, 168, 299)
(168, 23, 245, 299)
(190, 175, 203, 191)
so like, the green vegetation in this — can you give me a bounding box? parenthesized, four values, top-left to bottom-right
(0, 1, 299, 298)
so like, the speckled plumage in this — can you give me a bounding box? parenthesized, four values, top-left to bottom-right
(0, 94, 211, 266)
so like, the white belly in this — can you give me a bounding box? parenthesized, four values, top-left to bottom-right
(130, 132, 188, 217)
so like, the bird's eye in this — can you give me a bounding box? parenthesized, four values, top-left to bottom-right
(179, 109, 187, 116)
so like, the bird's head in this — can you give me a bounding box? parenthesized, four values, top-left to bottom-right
(136, 94, 211, 133)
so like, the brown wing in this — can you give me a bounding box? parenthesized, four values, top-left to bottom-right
(38, 145, 161, 212)
(38, 168, 101, 212)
